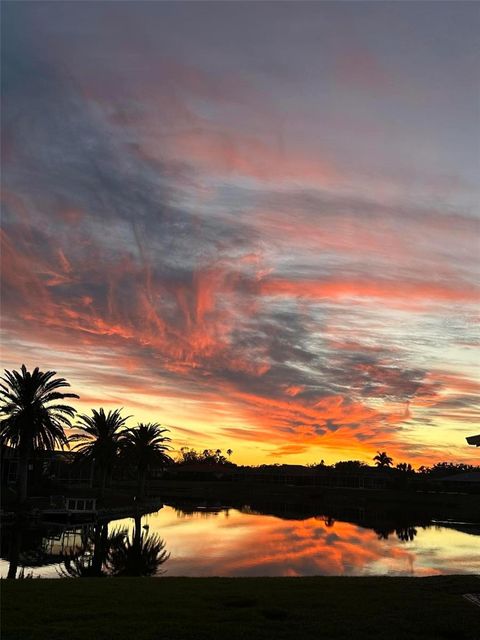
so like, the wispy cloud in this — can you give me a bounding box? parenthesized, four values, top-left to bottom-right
(2, 1, 479, 464)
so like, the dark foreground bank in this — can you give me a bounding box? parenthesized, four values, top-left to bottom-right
(2, 576, 480, 640)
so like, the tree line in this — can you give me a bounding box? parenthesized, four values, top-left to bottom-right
(1, 366, 477, 505)
(309, 454, 478, 475)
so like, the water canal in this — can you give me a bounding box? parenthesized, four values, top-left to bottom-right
(1, 504, 479, 578)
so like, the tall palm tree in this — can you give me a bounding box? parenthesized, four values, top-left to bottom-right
(0, 365, 78, 503)
(69, 408, 129, 498)
(120, 423, 172, 499)
(373, 451, 393, 468)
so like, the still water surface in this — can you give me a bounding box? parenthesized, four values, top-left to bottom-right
(1, 505, 479, 578)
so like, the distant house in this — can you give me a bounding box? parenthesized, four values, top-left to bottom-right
(163, 463, 235, 482)
(28, 492, 98, 515)
(231, 465, 392, 490)
(158, 463, 394, 490)
(438, 472, 480, 493)
(234, 465, 316, 486)
(1, 445, 93, 496)
(65, 495, 97, 514)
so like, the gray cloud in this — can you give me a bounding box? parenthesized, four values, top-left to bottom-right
(2, 3, 479, 458)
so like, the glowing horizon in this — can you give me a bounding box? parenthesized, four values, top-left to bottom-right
(1, 1, 479, 467)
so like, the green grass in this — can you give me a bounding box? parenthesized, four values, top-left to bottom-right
(2, 576, 480, 640)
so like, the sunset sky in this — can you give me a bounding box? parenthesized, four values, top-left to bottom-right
(2, 1, 479, 466)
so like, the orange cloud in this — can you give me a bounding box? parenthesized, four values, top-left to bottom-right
(258, 277, 479, 306)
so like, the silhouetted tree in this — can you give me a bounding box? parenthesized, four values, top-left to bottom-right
(309, 460, 327, 469)
(419, 462, 480, 477)
(178, 447, 234, 466)
(178, 447, 200, 464)
(396, 462, 414, 474)
(334, 460, 368, 471)
(373, 451, 393, 468)
(374, 528, 393, 540)
(120, 424, 172, 499)
(396, 527, 417, 542)
(69, 408, 129, 498)
(0, 366, 78, 503)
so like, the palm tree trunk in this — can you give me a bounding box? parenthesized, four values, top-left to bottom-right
(99, 467, 107, 500)
(7, 522, 23, 579)
(17, 448, 29, 505)
(138, 469, 147, 500)
(89, 458, 95, 489)
(133, 513, 142, 549)
(92, 523, 108, 576)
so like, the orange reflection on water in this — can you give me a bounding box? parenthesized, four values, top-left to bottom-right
(2, 506, 479, 579)
(119, 507, 479, 577)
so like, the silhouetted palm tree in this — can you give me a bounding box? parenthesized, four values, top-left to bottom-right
(396, 462, 414, 473)
(0, 366, 78, 503)
(373, 451, 393, 468)
(120, 424, 172, 499)
(396, 527, 417, 542)
(69, 408, 129, 498)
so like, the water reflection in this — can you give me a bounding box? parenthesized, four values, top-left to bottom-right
(59, 516, 169, 577)
(1, 514, 169, 579)
(1, 518, 94, 579)
(374, 527, 418, 542)
(60, 523, 111, 578)
(106, 517, 169, 577)
(1, 503, 479, 578)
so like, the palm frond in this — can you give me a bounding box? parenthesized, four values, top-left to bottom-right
(0, 365, 78, 453)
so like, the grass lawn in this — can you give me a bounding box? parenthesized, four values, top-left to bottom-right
(2, 576, 480, 640)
